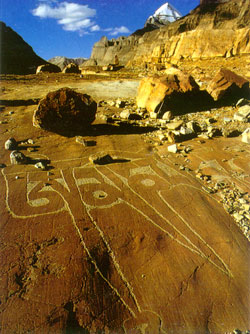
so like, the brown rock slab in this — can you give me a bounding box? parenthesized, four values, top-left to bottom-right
(207, 68, 250, 102)
(136, 68, 211, 114)
(1, 75, 250, 334)
(33, 87, 97, 134)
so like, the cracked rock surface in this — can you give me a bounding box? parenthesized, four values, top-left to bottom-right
(0, 70, 249, 334)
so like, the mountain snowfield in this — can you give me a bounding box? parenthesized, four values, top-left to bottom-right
(145, 2, 182, 26)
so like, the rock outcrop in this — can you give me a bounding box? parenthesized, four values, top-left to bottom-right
(137, 68, 202, 114)
(62, 63, 81, 74)
(0, 21, 47, 75)
(36, 63, 61, 74)
(207, 68, 250, 102)
(33, 88, 97, 134)
(89, 0, 250, 67)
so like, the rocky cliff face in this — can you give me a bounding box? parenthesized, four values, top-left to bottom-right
(90, 0, 250, 68)
(0, 21, 47, 75)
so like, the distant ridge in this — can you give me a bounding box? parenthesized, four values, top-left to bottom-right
(48, 56, 87, 71)
(0, 21, 47, 75)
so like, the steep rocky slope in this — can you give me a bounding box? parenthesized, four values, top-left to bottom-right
(0, 21, 47, 75)
(90, 0, 250, 67)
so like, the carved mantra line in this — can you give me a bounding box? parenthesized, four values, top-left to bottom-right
(106, 166, 232, 278)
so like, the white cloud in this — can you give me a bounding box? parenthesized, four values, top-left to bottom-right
(32, 1, 130, 36)
(32, 1, 97, 33)
(90, 24, 101, 32)
(108, 26, 130, 36)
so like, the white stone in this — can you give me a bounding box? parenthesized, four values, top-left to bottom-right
(149, 112, 157, 119)
(234, 105, 250, 122)
(5, 138, 17, 150)
(34, 162, 46, 170)
(162, 111, 172, 121)
(120, 110, 131, 119)
(242, 128, 250, 144)
(167, 144, 178, 153)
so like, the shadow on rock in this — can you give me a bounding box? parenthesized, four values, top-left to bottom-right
(0, 99, 39, 106)
(156, 90, 215, 116)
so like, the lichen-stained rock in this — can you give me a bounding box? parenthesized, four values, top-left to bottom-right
(207, 68, 250, 102)
(62, 63, 81, 74)
(33, 88, 97, 133)
(36, 63, 61, 74)
(136, 68, 210, 114)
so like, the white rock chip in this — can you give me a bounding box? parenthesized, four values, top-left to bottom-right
(167, 144, 178, 153)
(242, 128, 250, 144)
(120, 110, 131, 119)
(234, 105, 250, 122)
(5, 138, 17, 150)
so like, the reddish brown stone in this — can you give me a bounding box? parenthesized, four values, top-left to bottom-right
(33, 87, 97, 133)
(207, 68, 250, 101)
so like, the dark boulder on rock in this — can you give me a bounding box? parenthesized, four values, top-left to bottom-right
(62, 63, 81, 74)
(33, 88, 97, 134)
(0, 21, 47, 74)
(207, 68, 250, 103)
(36, 63, 61, 74)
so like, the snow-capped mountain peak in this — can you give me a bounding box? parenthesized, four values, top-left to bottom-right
(145, 2, 182, 27)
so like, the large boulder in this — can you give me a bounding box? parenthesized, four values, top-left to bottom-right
(136, 68, 211, 114)
(36, 63, 61, 74)
(62, 63, 81, 74)
(207, 68, 250, 102)
(33, 88, 97, 134)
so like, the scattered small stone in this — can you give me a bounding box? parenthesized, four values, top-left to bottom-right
(161, 111, 172, 121)
(234, 105, 250, 122)
(116, 99, 125, 108)
(233, 329, 242, 334)
(10, 151, 28, 165)
(180, 127, 194, 136)
(120, 110, 131, 119)
(242, 128, 250, 144)
(167, 144, 178, 153)
(27, 139, 34, 145)
(107, 100, 115, 107)
(34, 161, 47, 170)
(15, 175, 20, 180)
(149, 112, 157, 119)
(166, 120, 183, 130)
(76, 136, 93, 146)
(223, 117, 232, 123)
(9, 111, 14, 115)
(5, 137, 17, 150)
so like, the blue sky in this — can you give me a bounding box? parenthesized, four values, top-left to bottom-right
(0, 0, 199, 60)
